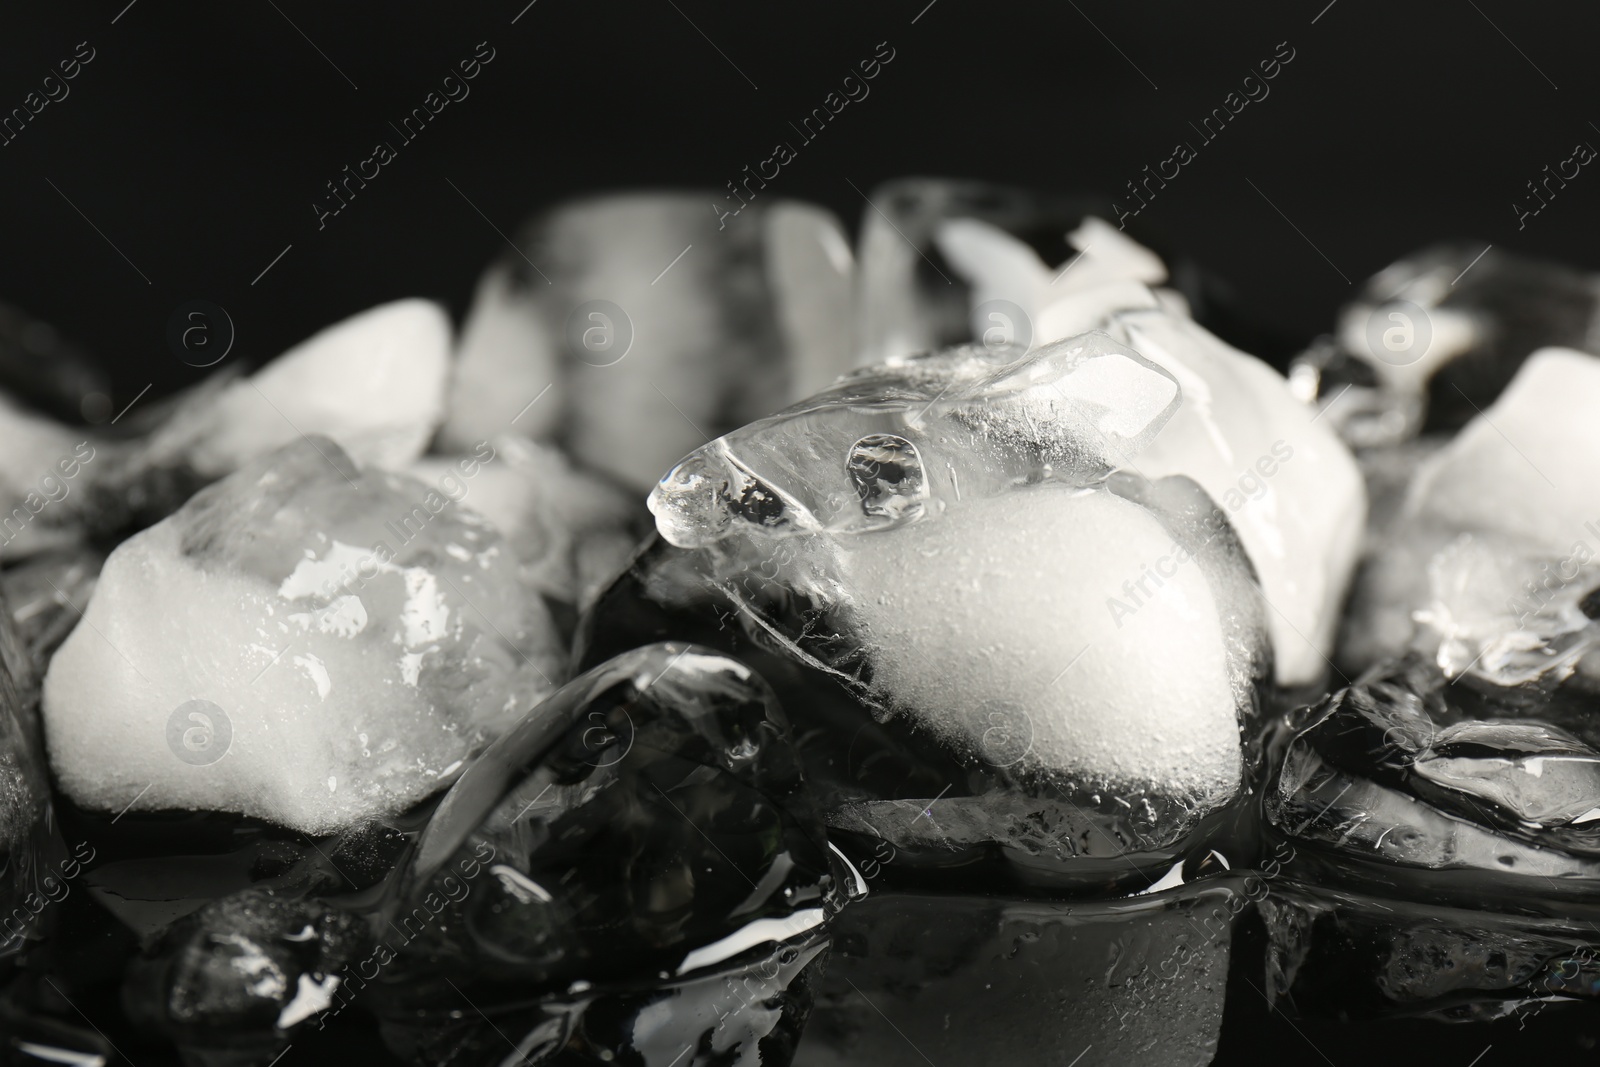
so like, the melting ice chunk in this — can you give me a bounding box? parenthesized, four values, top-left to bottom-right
(41, 437, 560, 835)
(1269, 656, 1600, 871)
(143, 299, 450, 478)
(1112, 310, 1366, 686)
(1346, 348, 1600, 683)
(376, 644, 837, 1062)
(647, 337, 1263, 817)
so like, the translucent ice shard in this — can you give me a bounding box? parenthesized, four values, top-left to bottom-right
(408, 436, 644, 613)
(933, 217, 1366, 685)
(650, 332, 1182, 548)
(373, 644, 839, 1066)
(853, 178, 1128, 366)
(144, 298, 449, 478)
(1292, 243, 1600, 447)
(439, 193, 853, 489)
(41, 437, 560, 835)
(1344, 348, 1600, 682)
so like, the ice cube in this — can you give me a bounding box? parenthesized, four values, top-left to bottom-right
(1294, 244, 1600, 447)
(637, 336, 1269, 845)
(439, 194, 852, 489)
(1258, 653, 1600, 1018)
(1110, 309, 1367, 686)
(408, 436, 644, 613)
(143, 298, 450, 479)
(1344, 348, 1600, 681)
(41, 436, 561, 835)
(373, 643, 838, 1065)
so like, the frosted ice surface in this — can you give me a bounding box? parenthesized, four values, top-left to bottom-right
(409, 436, 641, 610)
(841, 486, 1242, 801)
(1348, 348, 1600, 682)
(937, 218, 1366, 685)
(42, 437, 560, 835)
(650, 336, 1259, 808)
(440, 194, 848, 489)
(144, 299, 450, 479)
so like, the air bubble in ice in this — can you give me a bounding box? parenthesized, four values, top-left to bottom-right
(846, 433, 926, 524)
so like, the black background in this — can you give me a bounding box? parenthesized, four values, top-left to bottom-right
(3, 1, 1600, 412)
(5, 2, 1600, 1062)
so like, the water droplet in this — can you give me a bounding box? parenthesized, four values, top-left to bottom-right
(847, 434, 927, 524)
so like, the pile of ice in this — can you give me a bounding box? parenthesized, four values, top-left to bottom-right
(41, 437, 561, 834)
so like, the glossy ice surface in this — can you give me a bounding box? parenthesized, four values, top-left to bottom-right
(42, 437, 560, 834)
